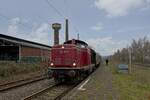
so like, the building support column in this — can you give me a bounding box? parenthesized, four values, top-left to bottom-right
(19, 45, 21, 62)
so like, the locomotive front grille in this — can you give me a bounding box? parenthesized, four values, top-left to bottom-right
(54, 58, 73, 65)
(64, 58, 72, 65)
(54, 58, 61, 65)
(52, 48, 76, 66)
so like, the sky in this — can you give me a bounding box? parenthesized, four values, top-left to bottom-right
(0, 0, 150, 56)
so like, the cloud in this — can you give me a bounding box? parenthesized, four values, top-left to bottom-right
(7, 17, 20, 35)
(5, 17, 52, 45)
(94, 0, 150, 17)
(86, 37, 128, 56)
(30, 23, 51, 45)
(91, 22, 103, 31)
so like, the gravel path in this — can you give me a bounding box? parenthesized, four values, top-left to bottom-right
(0, 79, 53, 100)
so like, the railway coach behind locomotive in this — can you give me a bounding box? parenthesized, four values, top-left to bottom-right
(48, 39, 101, 83)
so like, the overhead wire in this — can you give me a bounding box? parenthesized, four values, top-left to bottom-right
(63, 0, 69, 18)
(45, 0, 80, 36)
(63, 0, 80, 36)
(45, 0, 66, 19)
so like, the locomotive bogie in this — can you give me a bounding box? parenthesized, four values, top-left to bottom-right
(51, 68, 93, 83)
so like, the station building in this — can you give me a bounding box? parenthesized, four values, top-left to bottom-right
(0, 34, 51, 63)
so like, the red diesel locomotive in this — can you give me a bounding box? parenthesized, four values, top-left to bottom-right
(48, 39, 101, 83)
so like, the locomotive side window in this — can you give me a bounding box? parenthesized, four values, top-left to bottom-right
(76, 43, 86, 48)
(81, 45, 86, 48)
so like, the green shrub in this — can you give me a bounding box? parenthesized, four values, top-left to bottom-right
(0, 61, 45, 78)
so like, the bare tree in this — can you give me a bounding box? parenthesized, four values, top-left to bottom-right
(113, 36, 150, 65)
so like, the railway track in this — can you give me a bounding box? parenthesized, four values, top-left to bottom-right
(22, 82, 80, 100)
(0, 75, 46, 92)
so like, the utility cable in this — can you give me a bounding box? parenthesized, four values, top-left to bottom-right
(62, 0, 80, 36)
(45, 0, 66, 19)
(44, 0, 80, 37)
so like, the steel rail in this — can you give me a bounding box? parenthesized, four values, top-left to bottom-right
(22, 80, 84, 100)
(0, 75, 44, 87)
(22, 65, 99, 100)
(54, 83, 79, 100)
(0, 76, 46, 92)
(22, 83, 59, 100)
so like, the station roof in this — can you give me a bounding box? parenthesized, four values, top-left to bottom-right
(0, 34, 51, 50)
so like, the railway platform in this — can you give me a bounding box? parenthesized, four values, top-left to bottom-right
(62, 65, 119, 100)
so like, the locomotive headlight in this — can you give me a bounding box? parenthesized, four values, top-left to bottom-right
(73, 63, 76, 66)
(62, 46, 64, 49)
(50, 62, 54, 66)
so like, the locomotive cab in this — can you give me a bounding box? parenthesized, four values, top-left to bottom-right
(48, 39, 94, 82)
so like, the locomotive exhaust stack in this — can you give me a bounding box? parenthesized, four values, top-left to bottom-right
(52, 23, 61, 45)
(65, 19, 69, 42)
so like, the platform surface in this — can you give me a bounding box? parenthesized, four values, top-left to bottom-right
(62, 65, 119, 100)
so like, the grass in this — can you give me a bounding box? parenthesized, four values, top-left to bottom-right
(0, 61, 46, 79)
(64, 62, 150, 100)
(111, 62, 150, 100)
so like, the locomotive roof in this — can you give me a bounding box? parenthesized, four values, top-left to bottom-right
(64, 39, 88, 46)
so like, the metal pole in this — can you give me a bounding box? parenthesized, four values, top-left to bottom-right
(77, 33, 79, 40)
(129, 48, 132, 74)
(19, 45, 21, 62)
